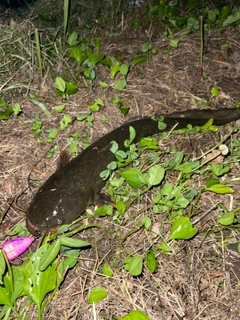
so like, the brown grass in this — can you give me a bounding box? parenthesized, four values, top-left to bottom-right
(0, 1, 240, 319)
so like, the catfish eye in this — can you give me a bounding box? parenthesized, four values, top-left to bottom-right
(34, 230, 42, 238)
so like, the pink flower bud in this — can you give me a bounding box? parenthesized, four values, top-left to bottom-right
(1, 237, 35, 261)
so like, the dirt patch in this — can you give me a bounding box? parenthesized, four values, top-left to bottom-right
(0, 1, 240, 319)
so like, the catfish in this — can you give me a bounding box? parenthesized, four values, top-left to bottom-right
(26, 108, 240, 236)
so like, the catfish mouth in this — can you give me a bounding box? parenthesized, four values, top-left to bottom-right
(26, 217, 44, 238)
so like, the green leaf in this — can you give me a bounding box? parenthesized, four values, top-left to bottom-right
(146, 165, 165, 186)
(157, 241, 172, 252)
(146, 251, 157, 273)
(211, 86, 220, 97)
(48, 128, 58, 139)
(223, 10, 240, 27)
(0, 99, 14, 120)
(205, 184, 234, 194)
(170, 38, 179, 48)
(115, 79, 127, 90)
(120, 63, 129, 76)
(99, 81, 109, 89)
(110, 64, 120, 79)
(116, 201, 126, 214)
(60, 237, 90, 248)
(22, 244, 57, 307)
(95, 205, 113, 217)
(65, 82, 79, 95)
(87, 52, 105, 67)
(119, 168, 145, 189)
(205, 178, 219, 188)
(94, 37, 101, 52)
(54, 77, 66, 93)
(12, 102, 21, 115)
(132, 55, 148, 66)
(32, 100, 50, 117)
(120, 310, 150, 320)
(103, 263, 113, 277)
(88, 286, 108, 304)
(0, 275, 12, 306)
(128, 255, 143, 276)
(67, 31, 79, 46)
(219, 6, 231, 25)
(54, 105, 65, 113)
(143, 216, 152, 230)
(168, 217, 198, 241)
(38, 239, 61, 271)
(69, 46, 85, 64)
(210, 163, 230, 176)
(218, 212, 235, 226)
(139, 137, 159, 150)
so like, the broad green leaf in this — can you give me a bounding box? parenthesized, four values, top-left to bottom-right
(211, 86, 220, 97)
(205, 184, 234, 194)
(219, 6, 231, 25)
(67, 31, 79, 46)
(69, 46, 84, 63)
(60, 237, 90, 248)
(103, 263, 113, 277)
(65, 82, 79, 95)
(143, 216, 152, 230)
(146, 251, 157, 273)
(168, 217, 198, 241)
(119, 168, 144, 189)
(12, 103, 21, 115)
(116, 201, 126, 214)
(95, 205, 113, 217)
(129, 126, 136, 144)
(48, 128, 58, 139)
(218, 212, 235, 226)
(99, 81, 109, 89)
(205, 178, 219, 188)
(87, 52, 104, 67)
(0, 99, 13, 120)
(128, 255, 143, 276)
(38, 239, 61, 271)
(115, 79, 127, 91)
(54, 105, 65, 113)
(110, 64, 120, 79)
(22, 244, 57, 306)
(88, 286, 108, 304)
(158, 241, 172, 252)
(139, 137, 159, 150)
(110, 141, 119, 153)
(54, 77, 66, 93)
(120, 310, 150, 320)
(202, 118, 213, 130)
(146, 165, 165, 186)
(0, 275, 12, 306)
(132, 55, 148, 66)
(107, 161, 118, 170)
(120, 63, 129, 76)
(210, 163, 230, 176)
(223, 10, 240, 26)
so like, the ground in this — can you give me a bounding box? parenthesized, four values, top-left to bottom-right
(0, 1, 240, 319)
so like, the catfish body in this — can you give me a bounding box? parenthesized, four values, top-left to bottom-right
(26, 108, 240, 236)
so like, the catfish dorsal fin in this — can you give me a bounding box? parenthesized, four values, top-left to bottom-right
(56, 150, 71, 171)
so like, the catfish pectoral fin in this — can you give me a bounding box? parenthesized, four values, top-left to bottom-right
(94, 193, 114, 207)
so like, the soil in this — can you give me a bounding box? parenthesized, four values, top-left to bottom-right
(0, 1, 240, 319)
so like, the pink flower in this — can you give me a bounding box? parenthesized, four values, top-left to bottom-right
(1, 237, 35, 260)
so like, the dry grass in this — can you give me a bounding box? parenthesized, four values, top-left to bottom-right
(0, 1, 240, 319)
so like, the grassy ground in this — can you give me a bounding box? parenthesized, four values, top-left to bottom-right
(0, 1, 240, 319)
